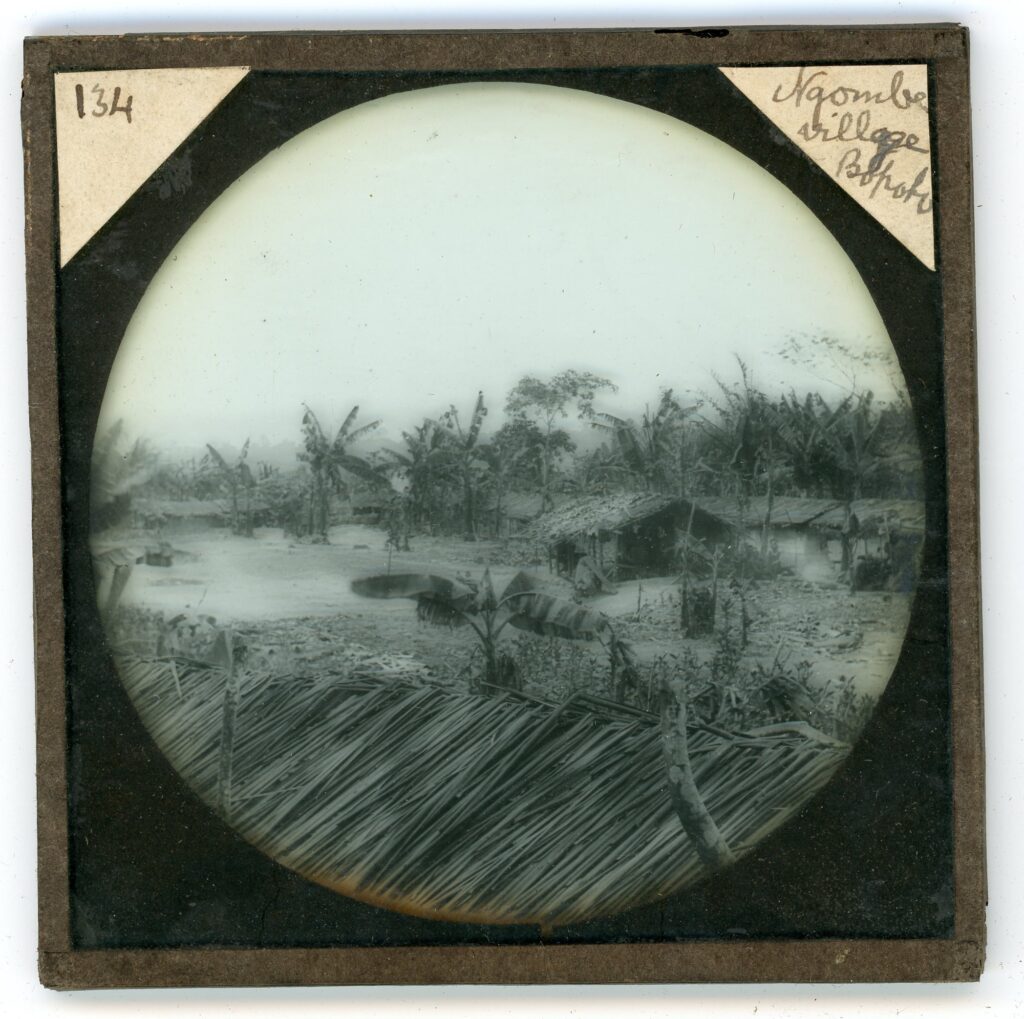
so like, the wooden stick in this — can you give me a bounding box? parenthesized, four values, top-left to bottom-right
(216, 630, 240, 821)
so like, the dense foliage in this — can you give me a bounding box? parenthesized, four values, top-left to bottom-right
(92, 342, 920, 542)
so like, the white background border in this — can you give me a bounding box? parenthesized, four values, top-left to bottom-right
(3, 2, 1018, 1015)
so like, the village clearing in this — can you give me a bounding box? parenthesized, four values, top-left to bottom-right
(111, 522, 912, 703)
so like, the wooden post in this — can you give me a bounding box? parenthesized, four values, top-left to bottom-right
(660, 675, 736, 872)
(102, 562, 132, 621)
(215, 630, 239, 821)
(710, 545, 721, 627)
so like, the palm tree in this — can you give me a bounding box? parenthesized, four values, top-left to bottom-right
(90, 419, 159, 532)
(569, 440, 630, 496)
(829, 392, 886, 503)
(771, 389, 890, 574)
(380, 418, 451, 533)
(440, 392, 490, 540)
(699, 361, 785, 553)
(204, 440, 256, 536)
(299, 404, 383, 543)
(591, 389, 693, 494)
(770, 391, 848, 498)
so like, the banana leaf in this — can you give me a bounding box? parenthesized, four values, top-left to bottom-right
(416, 596, 472, 628)
(336, 453, 388, 488)
(351, 573, 478, 613)
(500, 571, 608, 640)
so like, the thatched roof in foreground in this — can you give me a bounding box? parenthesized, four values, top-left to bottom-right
(116, 654, 849, 926)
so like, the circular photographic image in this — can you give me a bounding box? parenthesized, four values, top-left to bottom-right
(90, 82, 923, 926)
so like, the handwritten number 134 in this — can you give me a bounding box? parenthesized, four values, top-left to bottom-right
(75, 83, 133, 123)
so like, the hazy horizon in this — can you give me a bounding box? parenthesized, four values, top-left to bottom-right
(97, 81, 907, 452)
(117, 354, 905, 474)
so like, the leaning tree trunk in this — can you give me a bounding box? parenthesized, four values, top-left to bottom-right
(660, 676, 736, 872)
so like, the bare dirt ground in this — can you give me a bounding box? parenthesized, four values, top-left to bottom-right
(104, 522, 912, 702)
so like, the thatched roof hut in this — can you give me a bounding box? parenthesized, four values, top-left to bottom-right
(133, 497, 229, 525)
(481, 490, 571, 537)
(525, 493, 731, 580)
(523, 492, 924, 584)
(133, 495, 273, 532)
(338, 489, 392, 524)
(694, 495, 925, 535)
(116, 654, 849, 927)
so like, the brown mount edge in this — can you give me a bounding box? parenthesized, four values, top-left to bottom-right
(24, 24, 983, 987)
(24, 24, 967, 72)
(39, 939, 985, 990)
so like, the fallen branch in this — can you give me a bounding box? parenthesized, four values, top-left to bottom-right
(745, 721, 849, 748)
(660, 675, 736, 872)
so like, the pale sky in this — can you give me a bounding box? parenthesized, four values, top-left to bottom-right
(98, 81, 904, 453)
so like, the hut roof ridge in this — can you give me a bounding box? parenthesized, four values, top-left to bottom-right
(526, 491, 679, 543)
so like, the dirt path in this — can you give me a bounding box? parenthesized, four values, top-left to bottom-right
(110, 524, 534, 619)
(596, 577, 912, 699)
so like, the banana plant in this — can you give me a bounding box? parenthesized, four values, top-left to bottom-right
(590, 389, 695, 495)
(351, 569, 623, 694)
(299, 404, 384, 542)
(439, 392, 489, 540)
(205, 440, 255, 536)
(353, 568, 727, 870)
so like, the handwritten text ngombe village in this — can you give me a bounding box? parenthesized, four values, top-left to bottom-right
(771, 68, 932, 215)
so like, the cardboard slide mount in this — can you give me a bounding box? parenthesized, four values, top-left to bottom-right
(23, 26, 982, 988)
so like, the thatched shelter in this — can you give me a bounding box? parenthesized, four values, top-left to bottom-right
(695, 496, 925, 585)
(696, 495, 925, 534)
(132, 497, 229, 532)
(115, 654, 849, 926)
(484, 491, 550, 538)
(526, 492, 731, 580)
(338, 490, 390, 525)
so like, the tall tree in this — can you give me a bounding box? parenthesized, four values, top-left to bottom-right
(505, 370, 616, 507)
(481, 421, 551, 533)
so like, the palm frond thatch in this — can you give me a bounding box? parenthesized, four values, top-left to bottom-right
(525, 492, 680, 544)
(114, 654, 850, 927)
